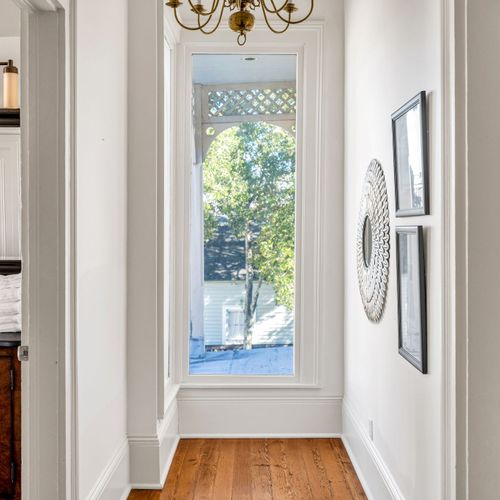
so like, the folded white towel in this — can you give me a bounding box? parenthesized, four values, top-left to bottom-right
(0, 301, 21, 315)
(0, 285, 20, 294)
(0, 301, 20, 315)
(0, 288, 20, 300)
(0, 322, 21, 333)
(0, 314, 20, 326)
(0, 274, 21, 286)
(0, 273, 22, 332)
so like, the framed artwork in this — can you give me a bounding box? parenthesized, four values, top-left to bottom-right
(396, 226, 427, 373)
(392, 91, 429, 216)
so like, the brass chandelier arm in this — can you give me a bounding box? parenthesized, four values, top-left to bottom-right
(165, 0, 314, 44)
(199, 2, 226, 34)
(186, 0, 220, 16)
(173, 6, 217, 30)
(261, 4, 291, 34)
(258, 0, 288, 14)
(263, 0, 315, 25)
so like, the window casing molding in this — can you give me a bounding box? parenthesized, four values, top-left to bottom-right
(172, 25, 324, 387)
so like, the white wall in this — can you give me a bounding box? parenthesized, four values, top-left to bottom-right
(0, 0, 19, 37)
(75, 0, 128, 498)
(343, 1, 444, 498)
(456, 0, 500, 497)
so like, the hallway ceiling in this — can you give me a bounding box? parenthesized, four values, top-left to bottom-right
(192, 54, 296, 85)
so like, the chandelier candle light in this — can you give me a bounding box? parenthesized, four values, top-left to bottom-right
(0, 60, 19, 109)
(165, 0, 314, 46)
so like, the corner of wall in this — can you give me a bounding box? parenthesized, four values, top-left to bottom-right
(129, 397, 180, 489)
(86, 439, 131, 500)
(342, 400, 404, 500)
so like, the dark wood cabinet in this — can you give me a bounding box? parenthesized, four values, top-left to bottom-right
(0, 348, 20, 500)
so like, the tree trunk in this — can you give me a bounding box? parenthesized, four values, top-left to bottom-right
(243, 231, 261, 350)
(243, 231, 253, 350)
(244, 277, 253, 350)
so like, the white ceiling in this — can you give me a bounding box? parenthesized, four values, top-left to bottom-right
(192, 54, 296, 85)
(0, 0, 20, 37)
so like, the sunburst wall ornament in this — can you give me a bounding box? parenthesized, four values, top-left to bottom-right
(165, 0, 315, 46)
(356, 159, 390, 322)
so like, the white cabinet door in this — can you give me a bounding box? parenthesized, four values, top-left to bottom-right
(0, 131, 21, 259)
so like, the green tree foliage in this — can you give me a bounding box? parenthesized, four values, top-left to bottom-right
(203, 122, 296, 348)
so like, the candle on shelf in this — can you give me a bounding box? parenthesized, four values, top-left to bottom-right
(1, 60, 19, 109)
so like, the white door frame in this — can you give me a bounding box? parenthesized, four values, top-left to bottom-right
(13, 1, 74, 498)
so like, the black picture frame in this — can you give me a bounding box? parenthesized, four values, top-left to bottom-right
(391, 92, 429, 217)
(396, 226, 427, 373)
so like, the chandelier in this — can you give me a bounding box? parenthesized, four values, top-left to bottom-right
(165, 0, 315, 46)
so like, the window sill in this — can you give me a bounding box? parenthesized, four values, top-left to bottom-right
(179, 381, 322, 390)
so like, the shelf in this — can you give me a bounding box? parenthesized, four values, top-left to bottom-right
(0, 108, 20, 127)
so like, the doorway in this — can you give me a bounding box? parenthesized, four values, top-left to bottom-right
(0, 1, 72, 498)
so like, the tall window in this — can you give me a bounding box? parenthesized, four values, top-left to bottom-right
(189, 54, 297, 376)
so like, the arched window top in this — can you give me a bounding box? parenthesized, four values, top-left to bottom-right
(193, 82, 297, 163)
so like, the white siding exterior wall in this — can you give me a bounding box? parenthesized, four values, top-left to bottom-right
(204, 281, 294, 346)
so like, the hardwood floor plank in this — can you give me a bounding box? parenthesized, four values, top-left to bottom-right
(330, 439, 367, 500)
(169, 439, 204, 500)
(268, 439, 294, 499)
(249, 439, 273, 500)
(128, 438, 366, 500)
(316, 439, 352, 498)
(300, 438, 335, 499)
(163, 440, 190, 499)
(193, 439, 220, 500)
(129, 491, 161, 500)
(212, 439, 236, 500)
(282, 439, 314, 500)
(232, 439, 253, 500)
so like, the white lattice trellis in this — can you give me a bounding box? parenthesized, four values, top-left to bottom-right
(194, 81, 297, 159)
(207, 87, 296, 118)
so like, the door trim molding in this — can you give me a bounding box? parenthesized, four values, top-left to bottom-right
(18, 3, 75, 499)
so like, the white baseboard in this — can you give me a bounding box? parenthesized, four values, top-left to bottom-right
(342, 399, 404, 500)
(86, 439, 130, 500)
(120, 486, 132, 500)
(178, 395, 343, 436)
(180, 433, 342, 438)
(129, 397, 180, 489)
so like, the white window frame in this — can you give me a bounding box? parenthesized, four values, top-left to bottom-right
(157, 28, 177, 417)
(172, 26, 324, 388)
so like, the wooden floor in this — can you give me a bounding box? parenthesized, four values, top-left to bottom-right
(129, 438, 367, 500)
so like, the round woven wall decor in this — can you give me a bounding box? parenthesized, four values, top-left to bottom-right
(357, 159, 390, 322)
